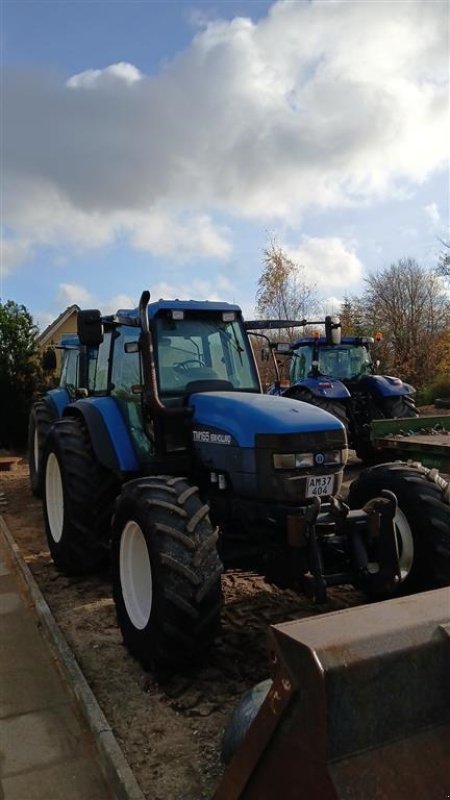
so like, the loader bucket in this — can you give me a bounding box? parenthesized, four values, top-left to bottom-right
(214, 588, 450, 800)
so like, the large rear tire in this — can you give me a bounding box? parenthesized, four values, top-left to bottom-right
(348, 462, 450, 597)
(28, 399, 56, 497)
(43, 416, 119, 574)
(112, 477, 223, 670)
(354, 395, 417, 464)
(380, 394, 418, 419)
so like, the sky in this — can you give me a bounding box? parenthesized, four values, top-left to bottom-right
(1, 0, 449, 332)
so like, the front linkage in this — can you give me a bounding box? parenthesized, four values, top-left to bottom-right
(286, 491, 400, 604)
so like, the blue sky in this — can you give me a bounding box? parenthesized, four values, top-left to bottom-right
(1, 0, 449, 331)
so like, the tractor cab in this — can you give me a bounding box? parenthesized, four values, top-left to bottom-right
(152, 305, 261, 399)
(291, 338, 374, 383)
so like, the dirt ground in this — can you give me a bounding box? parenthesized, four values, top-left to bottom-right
(0, 458, 369, 800)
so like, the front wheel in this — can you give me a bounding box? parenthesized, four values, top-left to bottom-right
(112, 477, 223, 670)
(348, 462, 450, 597)
(43, 417, 119, 574)
(28, 399, 57, 497)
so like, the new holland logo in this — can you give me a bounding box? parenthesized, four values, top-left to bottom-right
(314, 453, 325, 465)
(193, 430, 232, 445)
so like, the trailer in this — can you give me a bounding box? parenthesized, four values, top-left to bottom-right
(370, 415, 450, 473)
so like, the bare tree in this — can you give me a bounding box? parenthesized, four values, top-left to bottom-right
(361, 258, 450, 387)
(437, 237, 450, 278)
(253, 237, 319, 387)
(255, 237, 319, 336)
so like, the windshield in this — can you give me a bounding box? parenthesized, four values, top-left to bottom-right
(155, 314, 260, 395)
(291, 344, 372, 381)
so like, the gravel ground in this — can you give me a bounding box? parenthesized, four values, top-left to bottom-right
(0, 458, 367, 799)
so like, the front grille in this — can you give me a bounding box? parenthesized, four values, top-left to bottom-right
(255, 429, 346, 452)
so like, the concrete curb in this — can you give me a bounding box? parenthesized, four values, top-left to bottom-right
(0, 514, 146, 800)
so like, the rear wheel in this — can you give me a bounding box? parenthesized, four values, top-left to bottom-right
(43, 416, 119, 574)
(380, 394, 418, 419)
(28, 399, 56, 497)
(112, 477, 223, 670)
(348, 462, 450, 597)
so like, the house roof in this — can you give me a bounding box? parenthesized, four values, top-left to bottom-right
(37, 305, 80, 347)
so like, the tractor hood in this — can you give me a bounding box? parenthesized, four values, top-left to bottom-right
(188, 391, 344, 448)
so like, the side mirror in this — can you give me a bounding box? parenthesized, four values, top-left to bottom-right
(77, 310, 104, 347)
(42, 348, 57, 372)
(275, 343, 291, 354)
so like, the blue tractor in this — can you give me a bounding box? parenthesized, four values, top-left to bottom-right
(40, 292, 443, 671)
(28, 336, 97, 496)
(260, 316, 418, 462)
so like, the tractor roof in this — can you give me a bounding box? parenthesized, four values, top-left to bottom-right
(114, 298, 242, 321)
(292, 336, 373, 348)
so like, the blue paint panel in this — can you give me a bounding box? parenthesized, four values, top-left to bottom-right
(360, 375, 414, 399)
(46, 387, 71, 416)
(80, 397, 139, 471)
(189, 391, 343, 448)
(293, 378, 351, 400)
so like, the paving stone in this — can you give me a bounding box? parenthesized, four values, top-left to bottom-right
(0, 662, 69, 718)
(0, 604, 52, 669)
(1, 755, 111, 800)
(0, 705, 91, 776)
(0, 556, 11, 576)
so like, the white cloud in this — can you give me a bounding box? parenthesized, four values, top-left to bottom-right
(3, 0, 448, 270)
(129, 210, 231, 260)
(149, 274, 235, 303)
(287, 236, 364, 290)
(320, 296, 345, 315)
(100, 293, 137, 314)
(67, 62, 143, 89)
(425, 202, 441, 227)
(1, 237, 33, 275)
(56, 283, 93, 307)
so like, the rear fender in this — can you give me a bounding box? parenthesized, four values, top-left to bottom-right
(359, 375, 415, 399)
(63, 397, 139, 473)
(287, 378, 350, 400)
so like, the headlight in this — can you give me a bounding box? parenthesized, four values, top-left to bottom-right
(325, 450, 343, 465)
(273, 450, 346, 470)
(273, 453, 314, 469)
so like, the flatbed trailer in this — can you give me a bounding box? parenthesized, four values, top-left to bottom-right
(371, 415, 450, 473)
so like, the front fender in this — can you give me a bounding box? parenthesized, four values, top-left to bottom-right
(45, 387, 72, 417)
(286, 378, 351, 400)
(359, 375, 415, 399)
(63, 397, 139, 473)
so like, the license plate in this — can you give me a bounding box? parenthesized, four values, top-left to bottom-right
(306, 475, 334, 498)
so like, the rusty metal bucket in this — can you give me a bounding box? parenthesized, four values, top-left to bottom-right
(214, 588, 450, 800)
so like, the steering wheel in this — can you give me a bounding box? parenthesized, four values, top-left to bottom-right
(173, 359, 205, 372)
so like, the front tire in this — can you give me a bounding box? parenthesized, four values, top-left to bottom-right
(28, 399, 57, 497)
(43, 416, 119, 574)
(348, 462, 450, 597)
(112, 477, 223, 670)
(283, 388, 349, 438)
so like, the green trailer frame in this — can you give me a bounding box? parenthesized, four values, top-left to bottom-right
(371, 415, 450, 473)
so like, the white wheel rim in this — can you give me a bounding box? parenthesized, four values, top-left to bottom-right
(46, 453, 64, 543)
(394, 508, 414, 581)
(33, 427, 39, 472)
(120, 521, 153, 630)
